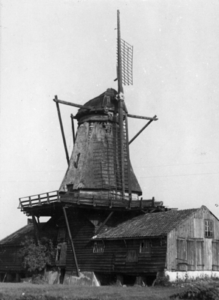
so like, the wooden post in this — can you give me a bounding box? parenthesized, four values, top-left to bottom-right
(3, 273, 7, 282)
(125, 115, 132, 207)
(31, 214, 40, 245)
(128, 114, 158, 121)
(55, 96, 70, 165)
(117, 10, 125, 200)
(53, 97, 84, 109)
(96, 212, 114, 235)
(70, 114, 76, 145)
(62, 207, 80, 277)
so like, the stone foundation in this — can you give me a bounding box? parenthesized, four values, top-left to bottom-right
(63, 272, 100, 286)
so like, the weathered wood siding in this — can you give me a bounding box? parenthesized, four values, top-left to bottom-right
(167, 206, 219, 271)
(64, 209, 166, 275)
(0, 246, 23, 272)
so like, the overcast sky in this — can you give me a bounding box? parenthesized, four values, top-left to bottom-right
(1, 0, 219, 239)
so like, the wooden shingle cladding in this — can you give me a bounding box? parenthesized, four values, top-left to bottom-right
(167, 206, 219, 271)
(59, 88, 142, 197)
(63, 208, 166, 275)
(62, 208, 149, 276)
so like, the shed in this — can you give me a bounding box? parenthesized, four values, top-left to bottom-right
(0, 219, 57, 282)
(0, 221, 35, 281)
(93, 205, 219, 282)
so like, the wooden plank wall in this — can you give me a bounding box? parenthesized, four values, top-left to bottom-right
(0, 246, 23, 272)
(167, 207, 219, 272)
(64, 209, 166, 276)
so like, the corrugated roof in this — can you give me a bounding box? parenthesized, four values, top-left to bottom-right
(94, 208, 198, 240)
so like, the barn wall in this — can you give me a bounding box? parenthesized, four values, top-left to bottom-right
(105, 238, 166, 275)
(0, 246, 23, 272)
(63, 209, 167, 276)
(167, 230, 177, 271)
(167, 207, 219, 272)
(64, 209, 96, 275)
(85, 238, 166, 275)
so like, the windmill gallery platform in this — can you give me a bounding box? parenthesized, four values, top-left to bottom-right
(1, 11, 219, 285)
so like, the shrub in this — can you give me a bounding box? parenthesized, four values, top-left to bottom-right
(19, 237, 55, 273)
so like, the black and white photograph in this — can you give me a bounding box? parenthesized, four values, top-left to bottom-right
(0, 0, 219, 298)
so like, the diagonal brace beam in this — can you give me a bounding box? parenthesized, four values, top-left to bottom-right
(129, 115, 157, 145)
(95, 212, 114, 235)
(54, 96, 70, 165)
(63, 207, 80, 277)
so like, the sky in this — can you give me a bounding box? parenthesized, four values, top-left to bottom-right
(1, 0, 219, 239)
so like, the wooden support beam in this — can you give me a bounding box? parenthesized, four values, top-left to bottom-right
(31, 214, 40, 245)
(95, 212, 114, 235)
(53, 97, 84, 109)
(70, 114, 76, 145)
(128, 114, 158, 121)
(129, 115, 156, 145)
(118, 99, 125, 200)
(125, 115, 132, 207)
(55, 96, 70, 165)
(62, 207, 80, 277)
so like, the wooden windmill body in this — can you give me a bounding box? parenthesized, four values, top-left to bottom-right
(19, 11, 165, 280)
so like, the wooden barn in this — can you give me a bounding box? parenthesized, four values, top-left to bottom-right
(92, 205, 219, 283)
(0, 219, 58, 282)
(2, 205, 219, 284)
(0, 221, 34, 282)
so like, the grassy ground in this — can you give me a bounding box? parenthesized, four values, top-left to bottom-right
(0, 283, 180, 300)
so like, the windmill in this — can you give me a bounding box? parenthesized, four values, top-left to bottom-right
(52, 10, 158, 209)
(19, 11, 164, 280)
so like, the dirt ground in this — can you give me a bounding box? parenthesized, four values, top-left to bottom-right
(0, 282, 180, 300)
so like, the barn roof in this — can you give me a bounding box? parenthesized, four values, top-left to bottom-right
(93, 208, 199, 240)
(0, 223, 35, 246)
(0, 221, 49, 246)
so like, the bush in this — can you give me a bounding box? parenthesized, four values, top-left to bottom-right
(19, 237, 55, 273)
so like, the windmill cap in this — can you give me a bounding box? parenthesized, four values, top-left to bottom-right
(75, 88, 126, 120)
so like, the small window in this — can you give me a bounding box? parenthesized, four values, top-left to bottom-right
(205, 219, 214, 238)
(93, 242, 104, 254)
(139, 240, 150, 253)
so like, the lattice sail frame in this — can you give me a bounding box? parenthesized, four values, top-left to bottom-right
(117, 39, 133, 86)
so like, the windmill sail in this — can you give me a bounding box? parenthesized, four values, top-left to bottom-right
(116, 10, 133, 203)
(118, 39, 133, 86)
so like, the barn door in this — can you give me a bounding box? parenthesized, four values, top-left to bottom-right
(212, 241, 219, 271)
(187, 240, 195, 271)
(204, 239, 212, 270)
(196, 240, 204, 271)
